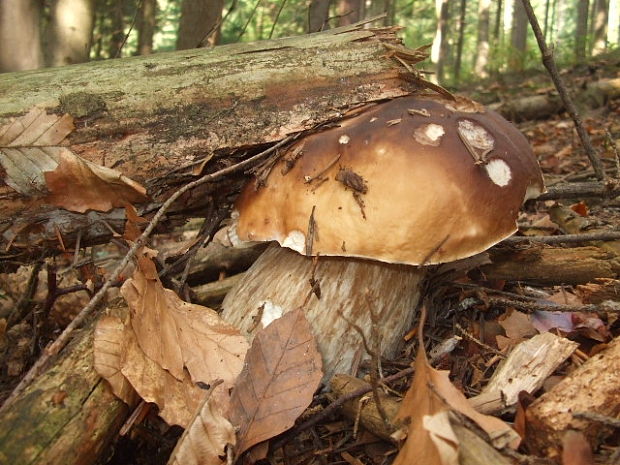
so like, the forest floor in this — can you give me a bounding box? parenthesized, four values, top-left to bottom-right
(1, 52, 620, 465)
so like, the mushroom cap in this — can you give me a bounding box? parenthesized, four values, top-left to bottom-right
(233, 95, 545, 265)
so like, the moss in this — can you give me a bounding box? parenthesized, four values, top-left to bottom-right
(59, 92, 107, 118)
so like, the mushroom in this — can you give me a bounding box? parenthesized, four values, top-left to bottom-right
(220, 94, 545, 381)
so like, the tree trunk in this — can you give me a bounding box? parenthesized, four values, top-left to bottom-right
(575, 0, 590, 62)
(591, 0, 609, 55)
(509, 0, 528, 72)
(431, 0, 450, 83)
(474, 0, 491, 78)
(0, 24, 424, 266)
(107, 0, 125, 58)
(44, 0, 95, 67)
(336, 0, 362, 26)
(177, 0, 224, 49)
(137, 0, 157, 55)
(308, 0, 331, 32)
(454, 0, 467, 83)
(0, 0, 42, 72)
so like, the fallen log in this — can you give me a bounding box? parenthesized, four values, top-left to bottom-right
(0, 313, 135, 465)
(0, 23, 423, 266)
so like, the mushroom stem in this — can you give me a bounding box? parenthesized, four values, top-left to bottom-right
(220, 244, 425, 381)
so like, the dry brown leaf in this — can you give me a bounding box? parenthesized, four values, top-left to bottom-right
(395, 310, 519, 465)
(93, 315, 139, 405)
(45, 149, 147, 212)
(562, 431, 594, 465)
(0, 107, 147, 212)
(229, 308, 323, 458)
(167, 380, 236, 465)
(120, 320, 207, 427)
(121, 253, 248, 387)
(497, 308, 537, 345)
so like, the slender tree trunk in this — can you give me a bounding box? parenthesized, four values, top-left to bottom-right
(107, 0, 125, 58)
(454, 0, 467, 82)
(308, 0, 331, 32)
(177, 0, 225, 49)
(509, 0, 528, 71)
(543, 0, 551, 40)
(336, 0, 361, 27)
(137, 0, 157, 55)
(474, 0, 491, 78)
(431, 0, 450, 83)
(0, 0, 42, 72)
(591, 0, 609, 54)
(576, 0, 589, 62)
(44, 0, 95, 67)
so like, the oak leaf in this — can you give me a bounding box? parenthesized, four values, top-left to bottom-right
(229, 308, 323, 458)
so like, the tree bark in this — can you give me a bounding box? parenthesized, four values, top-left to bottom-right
(137, 0, 157, 55)
(177, 0, 224, 49)
(107, 0, 125, 58)
(591, 0, 609, 55)
(308, 0, 331, 32)
(0, 24, 424, 266)
(509, 0, 528, 71)
(0, 0, 42, 72)
(474, 0, 491, 78)
(336, 0, 362, 26)
(453, 0, 467, 83)
(575, 0, 589, 62)
(44, 0, 96, 67)
(431, 0, 450, 83)
(0, 317, 135, 465)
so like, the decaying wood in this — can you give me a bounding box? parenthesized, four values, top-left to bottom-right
(329, 374, 513, 465)
(0, 23, 423, 264)
(481, 244, 620, 285)
(469, 333, 578, 415)
(0, 320, 133, 465)
(192, 272, 245, 307)
(491, 77, 620, 122)
(525, 335, 620, 459)
(220, 244, 425, 381)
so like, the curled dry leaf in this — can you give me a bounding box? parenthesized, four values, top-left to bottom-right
(395, 310, 519, 465)
(93, 314, 138, 405)
(167, 380, 236, 465)
(0, 107, 147, 212)
(229, 308, 323, 458)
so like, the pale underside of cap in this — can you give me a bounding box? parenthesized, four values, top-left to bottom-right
(234, 95, 545, 266)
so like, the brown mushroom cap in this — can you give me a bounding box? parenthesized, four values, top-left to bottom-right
(233, 95, 545, 265)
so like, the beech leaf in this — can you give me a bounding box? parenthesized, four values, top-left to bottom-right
(93, 315, 139, 405)
(167, 380, 236, 465)
(0, 107, 147, 212)
(229, 308, 323, 457)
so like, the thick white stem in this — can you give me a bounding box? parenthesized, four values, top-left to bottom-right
(221, 244, 425, 381)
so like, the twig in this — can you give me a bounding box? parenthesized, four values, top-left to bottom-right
(505, 231, 620, 245)
(0, 136, 294, 413)
(520, 0, 605, 180)
(535, 181, 620, 200)
(273, 366, 414, 448)
(604, 128, 620, 179)
(268, 0, 288, 40)
(573, 411, 620, 428)
(487, 296, 618, 314)
(237, 0, 262, 41)
(115, 0, 142, 58)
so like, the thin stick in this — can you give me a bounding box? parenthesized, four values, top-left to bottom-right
(504, 231, 620, 245)
(520, 0, 605, 180)
(536, 181, 620, 201)
(0, 136, 294, 413)
(268, 0, 288, 39)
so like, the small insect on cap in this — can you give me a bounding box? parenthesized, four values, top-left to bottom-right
(232, 94, 545, 265)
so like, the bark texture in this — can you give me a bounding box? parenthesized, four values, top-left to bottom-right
(0, 25, 422, 266)
(177, 0, 224, 49)
(137, 0, 157, 55)
(0, 320, 133, 465)
(44, 0, 96, 67)
(308, 0, 331, 32)
(0, 0, 42, 72)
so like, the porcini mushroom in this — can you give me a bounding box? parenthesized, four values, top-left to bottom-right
(220, 94, 544, 380)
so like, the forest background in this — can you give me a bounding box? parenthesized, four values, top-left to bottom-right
(1, 0, 619, 87)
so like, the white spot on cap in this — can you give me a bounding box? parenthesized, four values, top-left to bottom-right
(259, 300, 283, 328)
(457, 120, 494, 152)
(414, 123, 445, 146)
(339, 134, 350, 145)
(281, 230, 306, 254)
(485, 159, 512, 187)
